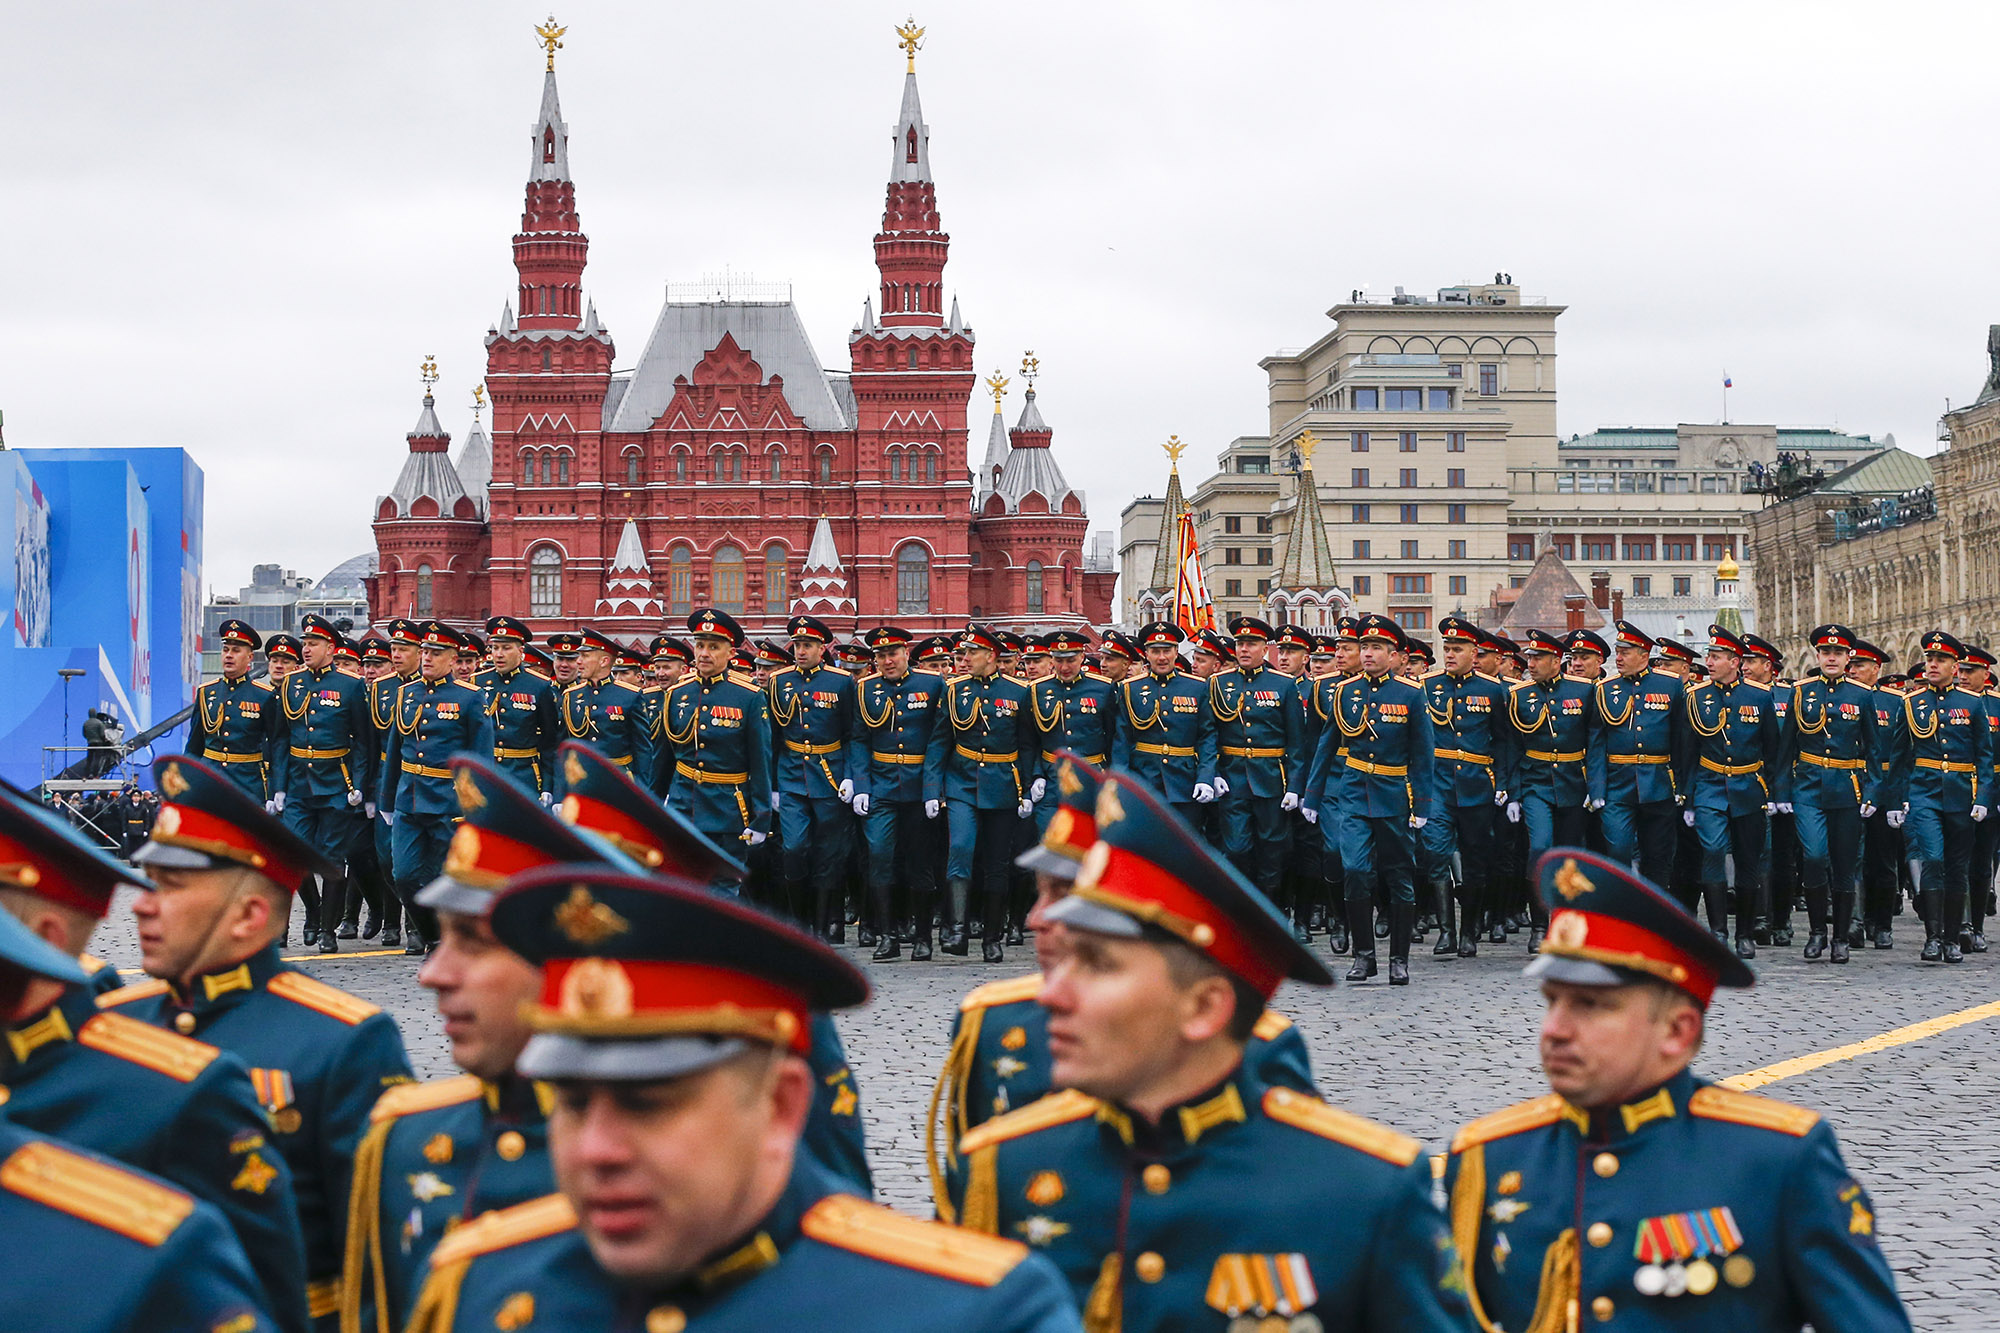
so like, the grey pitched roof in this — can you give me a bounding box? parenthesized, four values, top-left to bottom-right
(1816, 447, 1933, 495)
(1015, 391, 1048, 435)
(386, 397, 472, 519)
(890, 71, 930, 184)
(608, 300, 850, 433)
(602, 374, 632, 425)
(995, 447, 1075, 512)
(1146, 467, 1190, 594)
(410, 394, 445, 441)
(530, 70, 569, 182)
(1274, 461, 1338, 592)
(453, 421, 491, 520)
(978, 408, 1011, 495)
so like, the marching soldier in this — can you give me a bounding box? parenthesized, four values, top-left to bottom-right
(342, 634, 397, 945)
(1445, 848, 1909, 1332)
(272, 613, 378, 955)
(1208, 617, 1304, 922)
(0, 782, 310, 1332)
(932, 624, 1038, 962)
(769, 614, 859, 941)
(401, 865, 1078, 1333)
(916, 632, 958, 674)
(1188, 627, 1229, 680)
(945, 770, 1469, 1333)
(1097, 630, 1139, 687)
(339, 757, 588, 1333)
(361, 619, 422, 951)
(852, 624, 947, 961)
(1018, 634, 1052, 681)
(557, 627, 657, 791)
(1682, 626, 1783, 957)
(657, 609, 773, 865)
(267, 632, 303, 680)
(1742, 634, 1798, 947)
(545, 631, 582, 686)
(1888, 630, 1992, 963)
(380, 623, 495, 954)
(1277, 625, 1327, 943)
(651, 633, 692, 690)
(929, 754, 1316, 1217)
(110, 755, 414, 1331)
(0, 909, 281, 1332)
(1784, 625, 1876, 962)
(1028, 626, 1120, 832)
(1112, 622, 1219, 822)
(1303, 613, 1436, 984)
(479, 615, 561, 799)
(1503, 629, 1599, 952)
(1568, 628, 1609, 683)
(1958, 644, 2000, 953)
(1423, 616, 1515, 957)
(1851, 642, 1905, 948)
(188, 618, 282, 804)
(1589, 620, 1688, 889)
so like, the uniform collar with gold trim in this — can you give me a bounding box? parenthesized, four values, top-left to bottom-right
(481, 1075, 556, 1121)
(651, 1152, 829, 1312)
(0, 984, 99, 1073)
(169, 942, 283, 1015)
(1561, 1069, 1691, 1142)
(1095, 1066, 1253, 1157)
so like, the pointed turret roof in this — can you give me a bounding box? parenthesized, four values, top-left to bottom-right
(1500, 543, 1606, 634)
(792, 517, 856, 616)
(530, 70, 570, 182)
(1273, 437, 1337, 593)
(596, 520, 660, 617)
(890, 70, 930, 184)
(993, 388, 1078, 513)
(385, 393, 474, 519)
(979, 404, 1011, 498)
(453, 418, 491, 521)
(1146, 458, 1192, 595)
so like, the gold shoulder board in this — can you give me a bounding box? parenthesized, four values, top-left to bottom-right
(957, 1088, 1099, 1156)
(253, 678, 276, 692)
(267, 971, 381, 1026)
(959, 973, 1045, 1013)
(0, 1139, 195, 1246)
(428, 1192, 578, 1268)
(370, 1073, 484, 1124)
(800, 1194, 1027, 1287)
(76, 1013, 217, 1084)
(96, 977, 170, 1009)
(1251, 1010, 1293, 1042)
(1475, 671, 1504, 685)
(1689, 1085, 1820, 1137)
(1262, 1087, 1420, 1166)
(1449, 1093, 1567, 1153)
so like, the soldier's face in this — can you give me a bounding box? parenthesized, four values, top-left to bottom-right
(1615, 643, 1650, 676)
(1025, 874, 1073, 971)
(792, 639, 825, 670)
(873, 646, 908, 680)
(964, 646, 996, 676)
(1275, 647, 1307, 675)
(420, 646, 455, 681)
(419, 912, 540, 1081)
(1358, 641, 1393, 675)
(493, 642, 525, 672)
(1572, 650, 1604, 678)
(580, 647, 613, 680)
(220, 643, 253, 678)
(1052, 654, 1083, 681)
(692, 637, 730, 677)
(302, 637, 334, 670)
(1818, 647, 1850, 679)
(1334, 643, 1359, 673)
(1190, 652, 1220, 679)
(390, 643, 418, 676)
(268, 657, 296, 678)
(1041, 932, 1239, 1107)
(1442, 641, 1477, 674)
(1744, 657, 1774, 684)
(1850, 660, 1880, 687)
(1527, 649, 1561, 684)
(551, 1050, 813, 1286)
(1144, 644, 1178, 675)
(1538, 980, 1703, 1109)
(554, 658, 577, 682)
(1707, 649, 1741, 685)
(361, 661, 384, 681)
(1233, 641, 1265, 673)
(1101, 656, 1129, 682)
(131, 864, 279, 983)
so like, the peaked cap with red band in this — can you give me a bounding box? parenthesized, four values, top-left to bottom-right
(1016, 752, 1105, 881)
(418, 756, 619, 917)
(485, 616, 532, 644)
(0, 779, 144, 919)
(554, 742, 744, 885)
(265, 634, 303, 662)
(1921, 629, 1964, 661)
(1613, 619, 1653, 652)
(492, 865, 869, 1081)
(958, 623, 1005, 654)
(1525, 847, 1753, 1007)
(1136, 621, 1185, 648)
(1652, 636, 1697, 664)
(863, 624, 914, 651)
(1046, 628, 1093, 655)
(1809, 624, 1856, 652)
(1047, 770, 1333, 997)
(1741, 633, 1782, 667)
(1099, 631, 1143, 663)
(1273, 626, 1314, 653)
(135, 755, 331, 893)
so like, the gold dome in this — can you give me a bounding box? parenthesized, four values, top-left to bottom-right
(1716, 552, 1740, 581)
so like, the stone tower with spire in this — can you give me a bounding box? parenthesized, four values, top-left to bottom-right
(371, 360, 488, 620)
(1264, 430, 1349, 630)
(1134, 437, 1195, 626)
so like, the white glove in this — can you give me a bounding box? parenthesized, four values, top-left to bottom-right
(1017, 799, 1033, 819)
(1302, 807, 1318, 825)
(1212, 776, 1231, 798)
(1777, 802, 1794, 814)
(1764, 803, 1778, 815)
(382, 810, 397, 826)
(540, 791, 554, 807)
(1280, 792, 1300, 812)
(1587, 798, 1606, 812)
(263, 799, 278, 815)
(272, 792, 287, 814)
(1976, 805, 1990, 823)
(852, 793, 871, 817)
(1193, 783, 1216, 804)
(1505, 801, 1521, 824)
(1409, 815, 1428, 831)
(1029, 778, 1047, 804)
(1683, 809, 1696, 828)
(1887, 806, 1906, 829)
(346, 788, 363, 807)
(838, 779, 855, 803)
(743, 828, 768, 846)
(771, 791, 783, 810)
(1494, 790, 1510, 807)
(1859, 802, 1877, 818)
(363, 802, 377, 820)
(925, 799, 941, 819)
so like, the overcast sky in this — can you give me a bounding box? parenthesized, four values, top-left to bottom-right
(8, 1, 2000, 594)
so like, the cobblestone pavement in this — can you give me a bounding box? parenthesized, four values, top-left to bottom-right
(94, 895, 1999, 1328)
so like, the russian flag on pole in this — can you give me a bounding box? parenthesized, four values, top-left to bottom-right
(1723, 373, 1734, 388)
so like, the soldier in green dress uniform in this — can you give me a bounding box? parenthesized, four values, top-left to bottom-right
(656, 610, 773, 865)
(477, 616, 561, 800)
(188, 618, 283, 804)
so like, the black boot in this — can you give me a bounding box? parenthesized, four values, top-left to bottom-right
(300, 875, 321, 948)
(1329, 913, 1350, 955)
(1489, 909, 1506, 945)
(316, 875, 343, 954)
(870, 882, 900, 961)
(1803, 929, 1827, 960)
(909, 891, 934, 961)
(941, 879, 971, 956)
(1374, 910, 1389, 940)
(1527, 925, 1544, 954)
(1344, 899, 1376, 980)
(1388, 901, 1413, 986)
(1943, 888, 1966, 964)
(361, 900, 382, 940)
(1431, 883, 1457, 957)
(380, 903, 402, 950)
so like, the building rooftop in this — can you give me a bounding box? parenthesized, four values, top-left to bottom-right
(608, 298, 851, 433)
(1815, 447, 1934, 495)
(1560, 425, 1885, 452)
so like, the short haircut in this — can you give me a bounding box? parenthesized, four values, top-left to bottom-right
(1150, 928, 1263, 1044)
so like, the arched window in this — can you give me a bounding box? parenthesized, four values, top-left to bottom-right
(415, 563, 433, 616)
(924, 453, 937, 483)
(764, 543, 788, 611)
(529, 546, 562, 617)
(906, 125, 918, 163)
(674, 454, 688, 482)
(541, 347, 552, 372)
(543, 128, 556, 163)
(669, 549, 692, 616)
(890, 452, 903, 481)
(907, 346, 919, 370)
(519, 450, 533, 482)
(818, 453, 833, 484)
(1025, 560, 1045, 614)
(769, 453, 783, 482)
(713, 453, 727, 482)
(625, 455, 640, 484)
(896, 545, 930, 615)
(540, 454, 551, 485)
(557, 454, 570, 484)
(712, 545, 745, 614)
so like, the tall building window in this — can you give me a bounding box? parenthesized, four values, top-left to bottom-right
(1447, 468, 1466, 488)
(1582, 536, 1615, 561)
(1508, 534, 1536, 560)
(1351, 468, 1369, 487)
(1448, 540, 1467, 559)
(1551, 536, 1575, 560)
(1674, 576, 1692, 596)
(1255, 548, 1272, 566)
(897, 545, 931, 614)
(1401, 540, 1419, 558)
(1025, 560, 1045, 614)
(1479, 364, 1498, 395)
(1352, 504, 1370, 523)
(1353, 540, 1371, 560)
(1256, 517, 1273, 534)
(1447, 431, 1466, 453)
(541, 455, 552, 485)
(674, 455, 688, 482)
(1399, 468, 1417, 487)
(415, 564, 433, 616)
(625, 455, 640, 484)
(1224, 549, 1244, 566)
(669, 548, 692, 615)
(770, 453, 784, 482)
(1351, 432, 1370, 452)
(907, 347, 919, 370)
(1353, 388, 1379, 411)
(1702, 536, 1736, 560)
(557, 455, 570, 484)
(1400, 504, 1419, 523)
(1448, 575, 1467, 595)
(1352, 575, 1372, 595)
(1256, 579, 1271, 596)
(542, 347, 553, 372)
(1386, 388, 1422, 411)
(925, 453, 937, 482)
(1622, 537, 1656, 561)
(1224, 516, 1242, 534)
(1224, 579, 1243, 597)
(1664, 538, 1696, 561)
(1399, 432, 1418, 452)
(890, 453, 904, 481)
(712, 545, 745, 614)
(714, 454, 727, 482)
(1391, 575, 1430, 595)
(1428, 388, 1453, 410)
(818, 453, 834, 484)
(529, 547, 561, 617)
(1391, 608, 1431, 631)
(1448, 504, 1467, 524)
(763, 543, 787, 611)
(1632, 576, 1653, 596)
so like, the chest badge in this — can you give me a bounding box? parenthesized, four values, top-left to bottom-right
(1632, 1206, 1743, 1298)
(1497, 1170, 1522, 1195)
(495, 1291, 535, 1331)
(230, 1151, 278, 1196)
(1015, 1215, 1071, 1247)
(1000, 1026, 1027, 1050)
(992, 1056, 1027, 1080)
(1487, 1198, 1531, 1223)
(1024, 1170, 1065, 1207)
(1205, 1254, 1319, 1322)
(423, 1133, 454, 1165)
(407, 1171, 455, 1203)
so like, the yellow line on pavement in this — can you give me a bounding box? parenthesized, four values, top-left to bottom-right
(1719, 997, 2000, 1091)
(283, 948, 409, 963)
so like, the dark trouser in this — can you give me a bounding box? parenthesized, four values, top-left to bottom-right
(1861, 807, 1902, 933)
(779, 793, 856, 933)
(1520, 795, 1586, 927)
(344, 819, 389, 925)
(1602, 797, 1679, 888)
(864, 801, 938, 937)
(1767, 810, 1800, 936)
(947, 804, 1023, 944)
(372, 814, 400, 933)
(1794, 802, 1862, 937)
(1695, 804, 1768, 938)
(390, 812, 454, 944)
(1971, 817, 1999, 935)
(1341, 813, 1416, 963)
(1423, 799, 1497, 932)
(287, 800, 366, 937)
(1221, 793, 1289, 905)
(1906, 805, 1974, 940)
(1287, 810, 1323, 930)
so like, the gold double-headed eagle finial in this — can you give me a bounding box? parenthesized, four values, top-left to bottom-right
(420, 356, 438, 395)
(472, 384, 486, 424)
(1020, 351, 1040, 388)
(535, 16, 566, 73)
(1163, 435, 1188, 469)
(984, 371, 1010, 410)
(1294, 430, 1318, 465)
(896, 18, 925, 73)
